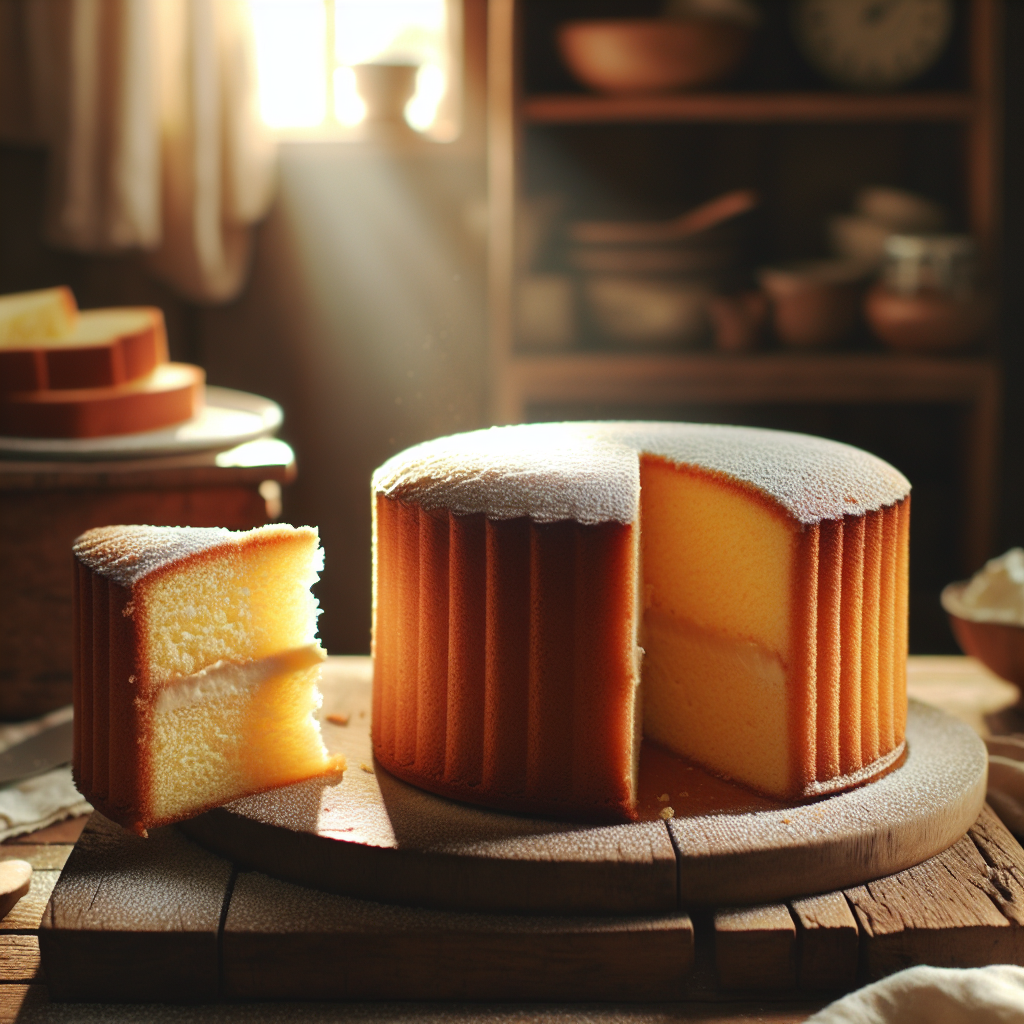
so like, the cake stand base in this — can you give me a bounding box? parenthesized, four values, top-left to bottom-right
(180, 658, 988, 914)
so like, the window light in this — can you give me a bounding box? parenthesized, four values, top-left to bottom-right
(250, 0, 458, 140)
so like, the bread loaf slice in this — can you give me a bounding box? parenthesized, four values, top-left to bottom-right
(0, 362, 203, 438)
(0, 307, 168, 393)
(0, 286, 77, 347)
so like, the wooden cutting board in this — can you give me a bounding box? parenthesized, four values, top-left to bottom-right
(179, 658, 988, 913)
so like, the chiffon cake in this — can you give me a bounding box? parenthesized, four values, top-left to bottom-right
(372, 422, 911, 822)
(72, 524, 344, 836)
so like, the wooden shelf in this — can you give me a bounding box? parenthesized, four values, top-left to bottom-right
(499, 351, 1000, 573)
(488, 0, 1004, 575)
(523, 91, 977, 126)
(506, 351, 999, 407)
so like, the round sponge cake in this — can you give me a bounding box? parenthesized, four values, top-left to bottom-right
(372, 422, 911, 822)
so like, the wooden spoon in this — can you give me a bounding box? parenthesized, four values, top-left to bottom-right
(0, 860, 31, 921)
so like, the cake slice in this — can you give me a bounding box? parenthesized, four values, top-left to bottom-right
(72, 524, 344, 836)
(0, 307, 169, 394)
(0, 286, 77, 347)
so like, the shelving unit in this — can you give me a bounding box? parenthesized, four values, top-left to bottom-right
(523, 91, 976, 123)
(487, 0, 1003, 575)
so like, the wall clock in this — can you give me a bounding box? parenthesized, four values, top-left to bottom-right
(792, 0, 954, 91)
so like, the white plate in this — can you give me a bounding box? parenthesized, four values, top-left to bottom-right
(0, 386, 283, 461)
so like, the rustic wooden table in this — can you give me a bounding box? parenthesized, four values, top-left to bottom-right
(0, 654, 1019, 1023)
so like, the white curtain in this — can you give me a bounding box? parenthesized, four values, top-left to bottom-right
(0, 0, 275, 303)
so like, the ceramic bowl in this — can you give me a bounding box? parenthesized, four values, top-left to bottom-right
(827, 214, 892, 269)
(567, 244, 736, 277)
(557, 18, 751, 95)
(865, 284, 990, 352)
(942, 581, 1024, 688)
(758, 260, 865, 349)
(855, 187, 946, 233)
(584, 276, 710, 347)
(708, 290, 768, 353)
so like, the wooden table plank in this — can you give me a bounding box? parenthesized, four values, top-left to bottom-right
(0, 985, 823, 1024)
(906, 656, 1019, 736)
(714, 905, 797, 991)
(4, 816, 89, 846)
(0, 871, 57, 932)
(223, 869, 695, 1002)
(0, 845, 73, 871)
(27, 658, 1024, 1010)
(967, 805, 1024, 926)
(790, 893, 859, 992)
(38, 812, 233, 1002)
(846, 827, 1023, 979)
(0, 984, 45, 1024)
(0, 935, 41, 982)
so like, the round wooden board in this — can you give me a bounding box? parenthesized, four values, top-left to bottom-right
(180, 658, 988, 914)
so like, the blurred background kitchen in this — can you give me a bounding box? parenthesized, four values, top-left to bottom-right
(0, 0, 1020, 665)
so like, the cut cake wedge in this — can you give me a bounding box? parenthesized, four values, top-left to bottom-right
(72, 524, 345, 836)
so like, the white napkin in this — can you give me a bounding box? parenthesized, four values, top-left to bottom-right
(0, 705, 91, 842)
(809, 965, 1024, 1023)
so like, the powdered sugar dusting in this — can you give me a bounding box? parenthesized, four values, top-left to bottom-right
(73, 524, 321, 588)
(373, 422, 910, 525)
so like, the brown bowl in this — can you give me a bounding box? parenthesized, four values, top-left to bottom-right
(758, 260, 865, 349)
(865, 284, 990, 353)
(942, 581, 1024, 687)
(557, 18, 751, 95)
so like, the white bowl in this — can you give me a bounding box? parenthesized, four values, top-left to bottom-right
(855, 187, 946, 233)
(584, 276, 710, 347)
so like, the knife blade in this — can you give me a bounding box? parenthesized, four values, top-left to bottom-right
(0, 720, 74, 786)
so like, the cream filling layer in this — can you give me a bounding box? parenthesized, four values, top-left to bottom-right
(154, 643, 326, 714)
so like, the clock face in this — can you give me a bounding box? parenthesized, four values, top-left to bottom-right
(793, 0, 954, 91)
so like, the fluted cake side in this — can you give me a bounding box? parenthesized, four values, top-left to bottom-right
(371, 423, 911, 821)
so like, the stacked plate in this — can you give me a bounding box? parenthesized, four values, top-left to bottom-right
(567, 190, 757, 349)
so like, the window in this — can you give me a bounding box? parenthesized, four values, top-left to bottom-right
(250, 0, 460, 141)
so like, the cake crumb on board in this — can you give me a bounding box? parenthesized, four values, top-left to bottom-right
(326, 713, 350, 726)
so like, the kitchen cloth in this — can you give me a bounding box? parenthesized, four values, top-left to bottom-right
(0, 705, 90, 842)
(809, 964, 1024, 1023)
